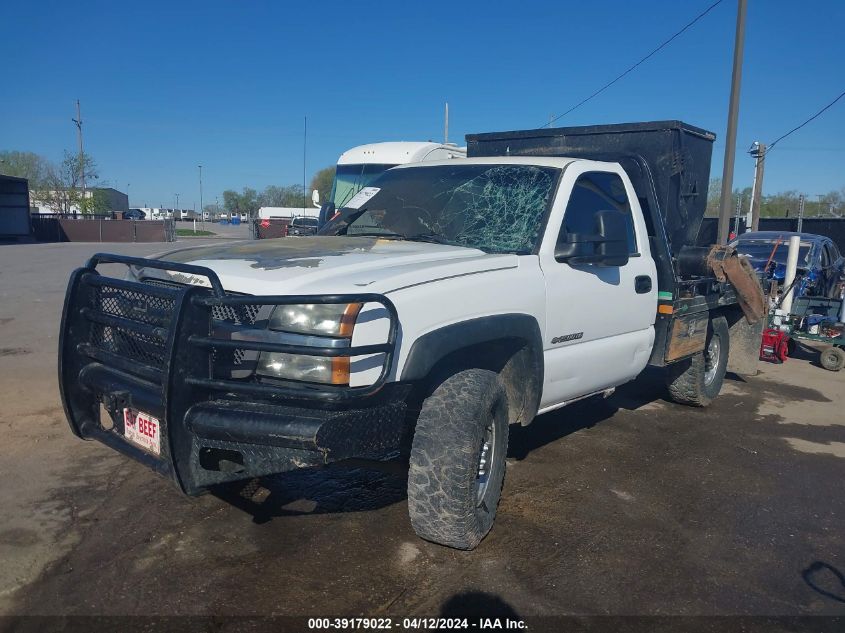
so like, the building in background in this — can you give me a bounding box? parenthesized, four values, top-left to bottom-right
(132, 208, 200, 220)
(31, 187, 128, 215)
(257, 206, 319, 220)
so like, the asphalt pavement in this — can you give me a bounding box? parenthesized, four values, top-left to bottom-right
(0, 241, 842, 627)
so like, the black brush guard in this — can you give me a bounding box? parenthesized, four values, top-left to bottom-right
(59, 253, 404, 495)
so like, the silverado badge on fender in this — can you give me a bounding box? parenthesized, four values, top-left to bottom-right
(551, 332, 584, 344)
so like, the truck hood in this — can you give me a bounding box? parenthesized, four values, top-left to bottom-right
(154, 236, 517, 295)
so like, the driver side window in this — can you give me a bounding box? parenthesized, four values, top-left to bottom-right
(558, 172, 637, 256)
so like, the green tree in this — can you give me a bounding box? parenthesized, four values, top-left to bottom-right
(258, 184, 307, 208)
(705, 179, 752, 219)
(31, 151, 101, 214)
(705, 178, 721, 217)
(309, 166, 335, 204)
(222, 190, 239, 214)
(223, 187, 259, 218)
(81, 189, 111, 214)
(759, 190, 801, 218)
(0, 150, 52, 188)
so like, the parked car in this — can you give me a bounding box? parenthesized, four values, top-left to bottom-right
(289, 216, 318, 236)
(124, 209, 146, 220)
(730, 231, 845, 299)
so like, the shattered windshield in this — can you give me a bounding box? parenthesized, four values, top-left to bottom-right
(321, 164, 560, 254)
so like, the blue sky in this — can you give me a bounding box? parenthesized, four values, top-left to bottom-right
(1, 0, 843, 208)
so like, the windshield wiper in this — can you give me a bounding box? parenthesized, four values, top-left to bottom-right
(346, 231, 406, 239)
(343, 230, 456, 245)
(403, 232, 454, 245)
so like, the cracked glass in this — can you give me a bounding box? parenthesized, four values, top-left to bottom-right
(323, 164, 560, 254)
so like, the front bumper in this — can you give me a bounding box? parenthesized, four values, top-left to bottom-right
(59, 253, 404, 495)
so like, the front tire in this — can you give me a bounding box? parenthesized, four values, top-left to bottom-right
(407, 369, 509, 550)
(665, 315, 730, 407)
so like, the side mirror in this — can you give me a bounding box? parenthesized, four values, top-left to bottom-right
(311, 189, 320, 207)
(554, 235, 594, 261)
(555, 210, 630, 267)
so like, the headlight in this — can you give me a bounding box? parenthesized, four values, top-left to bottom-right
(256, 302, 361, 384)
(256, 352, 348, 385)
(268, 303, 360, 337)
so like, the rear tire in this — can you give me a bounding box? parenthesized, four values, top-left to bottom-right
(820, 346, 845, 372)
(665, 315, 730, 407)
(407, 369, 509, 550)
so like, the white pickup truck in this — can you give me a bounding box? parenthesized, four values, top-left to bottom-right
(59, 122, 764, 549)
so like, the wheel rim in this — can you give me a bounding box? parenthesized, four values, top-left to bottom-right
(704, 335, 721, 386)
(476, 422, 495, 506)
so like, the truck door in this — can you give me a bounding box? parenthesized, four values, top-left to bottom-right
(538, 166, 657, 409)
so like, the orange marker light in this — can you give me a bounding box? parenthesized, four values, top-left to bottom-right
(658, 304, 674, 315)
(331, 356, 350, 385)
(339, 303, 362, 337)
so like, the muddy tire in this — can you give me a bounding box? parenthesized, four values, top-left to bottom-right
(820, 346, 845, 372)
(407, 369, 509, 550)
(665, 315, 730, 407)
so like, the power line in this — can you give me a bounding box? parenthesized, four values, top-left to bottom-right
(766, 89, 845, 153)
(542, 0, 725, 128)
(750, 88, 845, 174)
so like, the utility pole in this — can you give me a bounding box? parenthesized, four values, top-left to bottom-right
(749, 141, 766, 232)
(175, 193, 180, 217)
(444, 102, 449, 144)
(717, 0, 748, 244)
(72, 100, 86, 200)
(198, 165, 204, 229)
(797, 194, 805, 233)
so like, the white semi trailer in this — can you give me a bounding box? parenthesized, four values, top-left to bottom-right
(318, 141, 466, 227)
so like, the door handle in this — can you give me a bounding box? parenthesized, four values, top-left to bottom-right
(635, 275, 652, 294)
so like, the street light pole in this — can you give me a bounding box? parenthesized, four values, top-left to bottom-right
(175, 193, 180, 220)
(717, 0, 748, 245)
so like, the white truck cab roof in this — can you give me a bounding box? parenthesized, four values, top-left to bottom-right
(337, 142, 465, 166)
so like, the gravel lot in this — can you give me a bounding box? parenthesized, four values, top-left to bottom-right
(0, 241, 843, 625)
